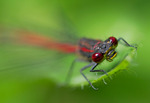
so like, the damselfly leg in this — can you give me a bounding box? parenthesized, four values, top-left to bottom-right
(118, 38, 137, 49)
(80, 62, 97, 90)
(90, 63, 111, 79)
(66, 59, 88, 84)
(80, 62, 109, 90)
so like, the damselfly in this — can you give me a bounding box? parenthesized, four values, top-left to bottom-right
(0, 30, 137, 90)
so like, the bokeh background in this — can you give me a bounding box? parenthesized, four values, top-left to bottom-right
(0, 0, 150, 103)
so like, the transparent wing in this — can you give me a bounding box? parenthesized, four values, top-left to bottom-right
(0, 27, 77, 84)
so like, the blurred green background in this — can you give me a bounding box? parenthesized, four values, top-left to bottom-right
(0, 0, 150, 103)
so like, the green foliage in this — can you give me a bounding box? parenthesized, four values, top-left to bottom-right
(0, 0, 150, 103)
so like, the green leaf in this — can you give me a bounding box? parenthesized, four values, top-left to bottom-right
(67, 47, 137, 90)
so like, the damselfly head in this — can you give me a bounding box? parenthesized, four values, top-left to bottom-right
(91, 36, 118, 63)
(104, 36, 118, 62)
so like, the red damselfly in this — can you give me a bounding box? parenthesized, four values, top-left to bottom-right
(0, 30, 137, 90)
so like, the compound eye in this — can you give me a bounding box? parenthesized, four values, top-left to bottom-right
(92, 53, 104, 63)
(109, 36, 118, 46)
